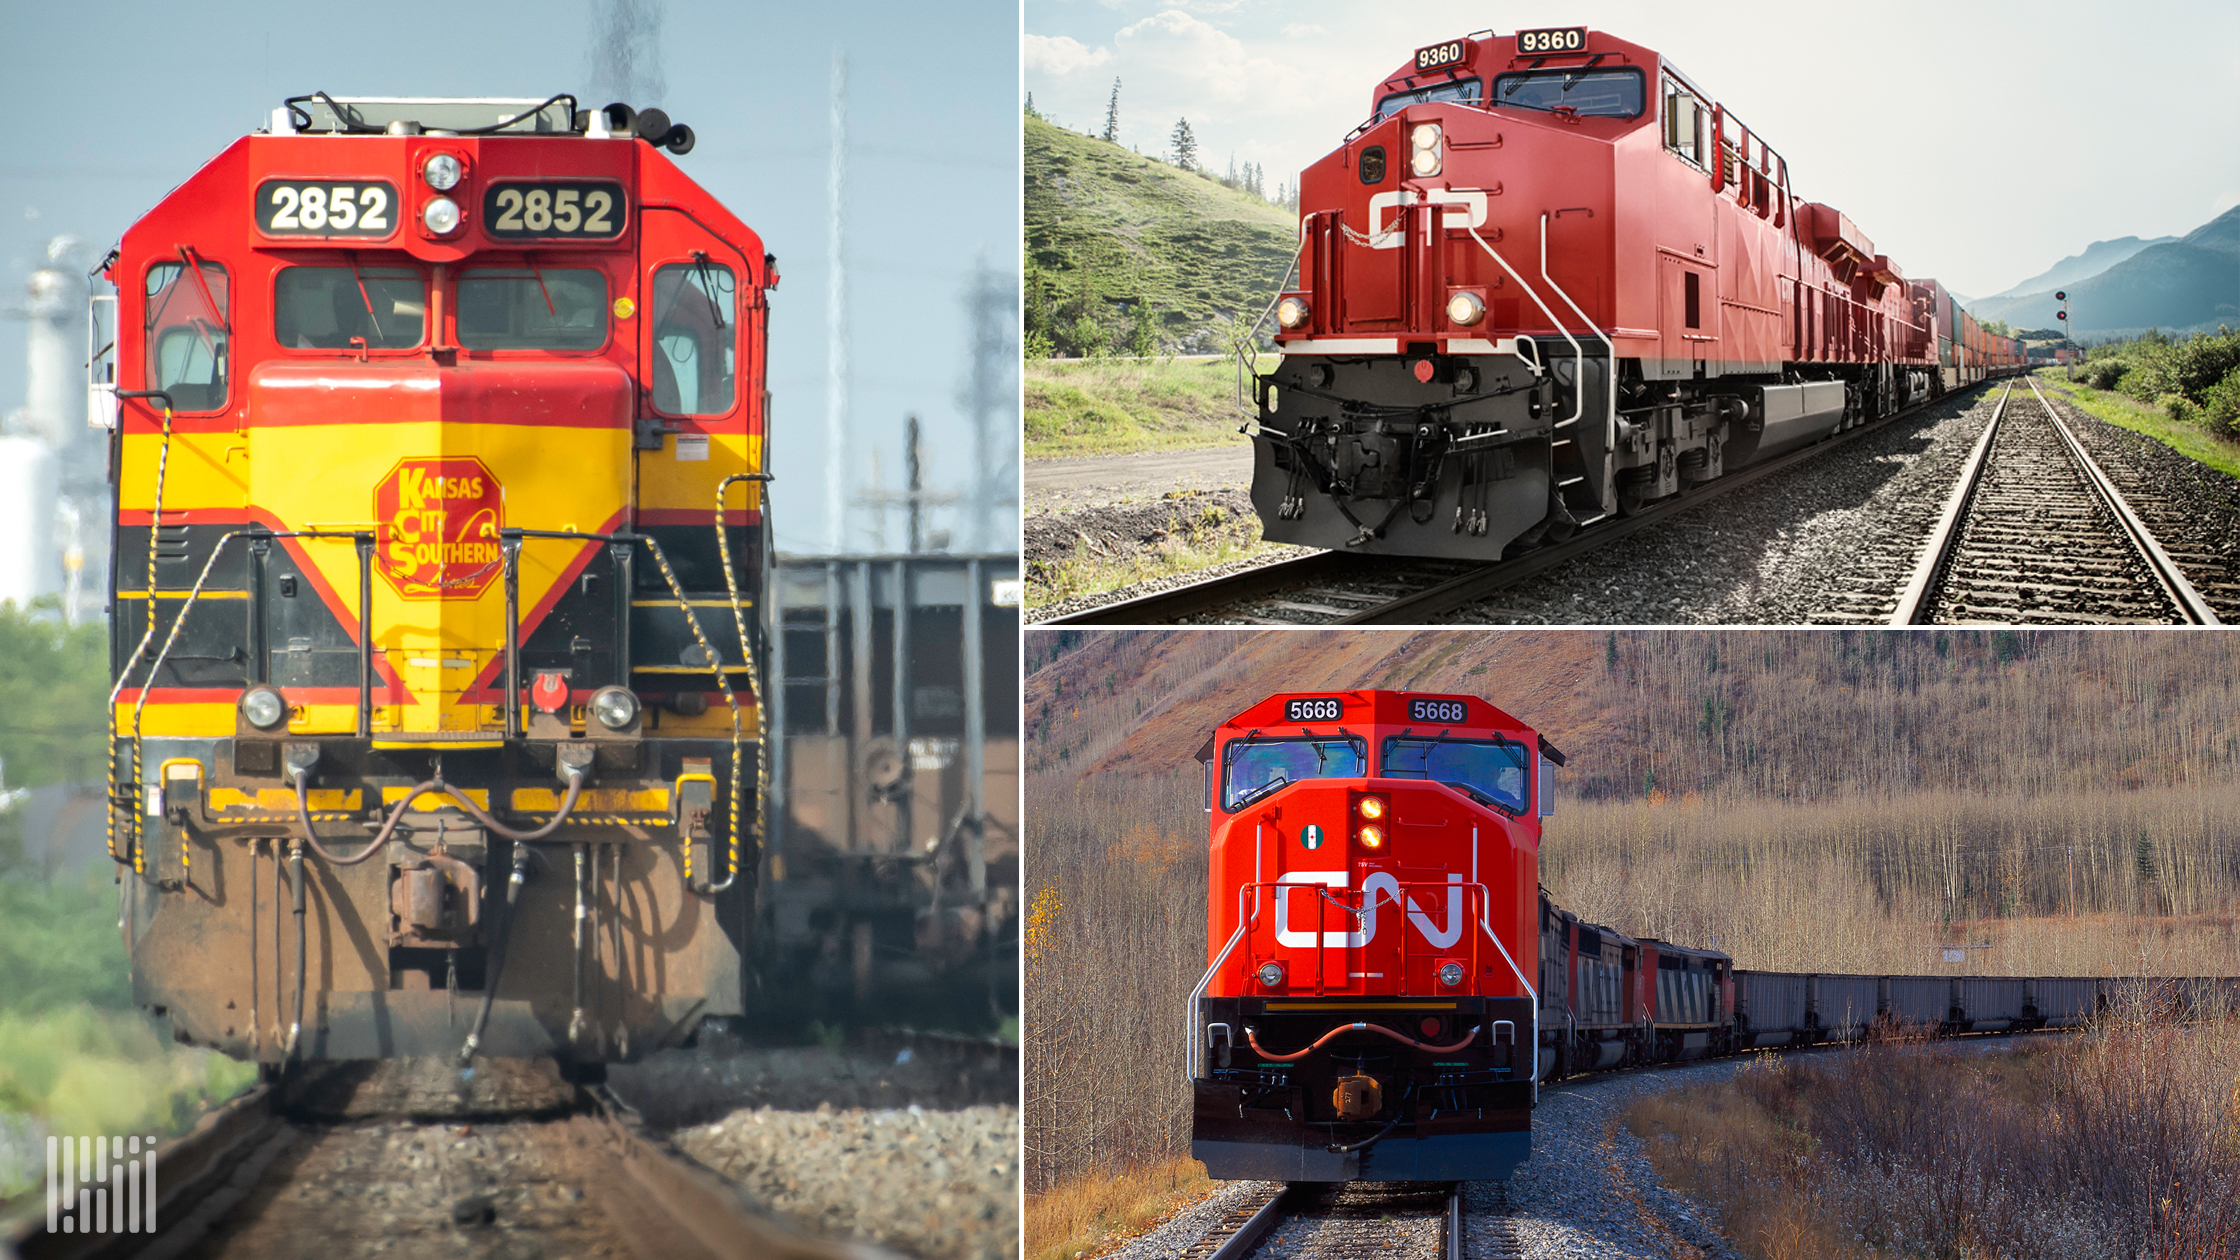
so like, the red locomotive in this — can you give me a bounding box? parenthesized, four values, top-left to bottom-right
(1251, 27, 2026, 560)
(1188, 689, 1558, 1180)
(96, 94, 775, 1068)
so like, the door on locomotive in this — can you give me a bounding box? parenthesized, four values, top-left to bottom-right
(100, 96, 771, 1069)
(1187, 690, 1561, 1181)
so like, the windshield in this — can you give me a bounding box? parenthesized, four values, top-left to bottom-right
(456, 267, 607, 350)
(275, 266, 425, 350)
(1381, 736, 1530, 813)
(1489, 68, 1644, 118)
(1222, 737, 1366, 811)
(1377, 77, 1483, 120)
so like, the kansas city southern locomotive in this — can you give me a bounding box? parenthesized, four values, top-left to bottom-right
(96, 94, 770, 1070)
(1250, 28, 2024, 558)
(1187, 690, 2234, 1184)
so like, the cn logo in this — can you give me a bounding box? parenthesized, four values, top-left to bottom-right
(1364, 189, 1489, 250)
(373, 457, 505, 600)
(1274, 871, 1466, 948)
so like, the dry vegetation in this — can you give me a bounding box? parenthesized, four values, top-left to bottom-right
(1021, 629, 2240, 1238)
(1625, 1011, 2240, 1259)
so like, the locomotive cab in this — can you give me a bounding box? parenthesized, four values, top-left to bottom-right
(100, 96, 773, 1068)
(1188, 690, 1559, 1182)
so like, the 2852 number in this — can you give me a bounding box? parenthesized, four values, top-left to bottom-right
(258, 181, 397, 236)
(483, 181, 625, 239)
(1284, 697, 1344, 723)
(1408, 698, 1469, 724)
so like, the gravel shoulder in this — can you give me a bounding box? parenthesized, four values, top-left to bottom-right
(1025, 445, 1255, 516)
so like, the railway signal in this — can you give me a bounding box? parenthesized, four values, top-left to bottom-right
(2055, 291, 2073, 378)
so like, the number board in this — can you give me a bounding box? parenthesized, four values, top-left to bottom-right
(1515, 26, 1588, 54)
(1407, 698, 1470, 724)
(257, 181, 399, 236)
(1413, 39, 1468, 72)
(1283, 697, 1344, 723)
(483, 181, 627, 239)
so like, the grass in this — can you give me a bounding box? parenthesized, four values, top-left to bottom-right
(1024, 1156, 1213, 1260)
(1026, 499, 1288, 611)
(1623, 1012, 2240, 1259)
(1024, 356, 1245, 459)
(2031, 368, 2240, 480)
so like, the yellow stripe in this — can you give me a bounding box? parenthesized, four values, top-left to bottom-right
(379, 786, 492, 810)
(210, 787, 364, 811)
(510, 786, 671, 812)
(115, 702, 235, 736)
(632, 665, 755, 674)
(630, 599, 758, 608)
(370, 739, 503, 750)
(115, 590, 251, 600)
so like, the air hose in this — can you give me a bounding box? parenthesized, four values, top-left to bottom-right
(287, 840, 306, 1058)
(292, 775, 440, 865)
(1247, 1021, 1484, 1061)
(459, 841, 533, 1063)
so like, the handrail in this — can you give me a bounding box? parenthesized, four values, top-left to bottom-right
(1538, 212, 1618, 509)
(1462, 223, 1583, 429)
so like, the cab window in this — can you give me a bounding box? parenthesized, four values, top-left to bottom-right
(1664, 82, 1707, 165)
(649, 259, 737, 415)
(274, 265, 425, 350)
(1376, 77, 1483, 120)
(456, 267, 607, 350)
(1489, 68, 1644, 118)
(1380, 735, 1530, 813)
(1222, 737, 1365, 811)
(145, 260, 228, 412)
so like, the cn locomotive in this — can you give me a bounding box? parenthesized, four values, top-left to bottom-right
(95, 94, 772, 1071)
(1185, 689, 2230, 1185)
(1249, 27, 2026, 559)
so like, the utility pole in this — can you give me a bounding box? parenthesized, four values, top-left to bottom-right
(825, 46, 849, 553)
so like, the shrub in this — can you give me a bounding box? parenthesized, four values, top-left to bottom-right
(2078, 358, 2130, 390)
(2202, 365, 2240, 437)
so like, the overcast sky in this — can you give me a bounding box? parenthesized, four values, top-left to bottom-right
(1026, 0, 2240, 302)
(0, 0, 1018, 555)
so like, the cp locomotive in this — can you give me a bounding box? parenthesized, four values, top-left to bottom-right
(1249, 27, 2025, 559)
(94, 94, 771, 1071)
(1186, 688, 2231, 1186)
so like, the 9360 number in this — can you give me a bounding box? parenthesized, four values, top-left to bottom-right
(1408, 698, 1469, 724)
(483, 181, 625, 239)
(1516, 26, 1587, 54)
(1414, 39, 1468, 72)
(1283, 697, 1344, 723)
(258, 181, 397, 236)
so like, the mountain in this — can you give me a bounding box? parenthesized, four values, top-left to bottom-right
(1965, 207, 2240, 336)
(1986, 234, 2177, 302)
(1024, 116, 1298, 355)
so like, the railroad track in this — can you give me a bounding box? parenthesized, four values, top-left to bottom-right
(1179, 1181, 1480, 1260)
(1887, 379, 2220, 624)
(3, 1060, 883, 1260)
(1040, 381, 1998, 626)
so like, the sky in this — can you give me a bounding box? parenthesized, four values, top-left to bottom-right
(1025, 0, 2240, 303)
(0, 0, 1020, 556)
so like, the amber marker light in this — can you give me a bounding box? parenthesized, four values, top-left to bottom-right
(1359, 823, 1385, 848)
(1358, 795, 1386, 820)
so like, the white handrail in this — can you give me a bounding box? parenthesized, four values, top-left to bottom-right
(1538, 212, 1618, 508)
(1463, 223, 1582, 428)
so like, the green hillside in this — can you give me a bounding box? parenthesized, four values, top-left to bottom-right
(1024, 116, 1299, 358)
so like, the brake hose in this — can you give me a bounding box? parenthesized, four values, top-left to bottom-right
(1248, 1021, 1484, 1061)
(431, 767, 588, 842)
(459, 842, 533, 1062)
(292, 775, 440, 866)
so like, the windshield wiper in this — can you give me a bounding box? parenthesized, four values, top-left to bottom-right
(1561, 53, 1607, 91)
(1234, 774, 1291, 808)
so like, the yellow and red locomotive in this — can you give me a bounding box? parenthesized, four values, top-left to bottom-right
(1188, 690, 1558, 1181)
(96, 95, 771, 1069)
(1251, 27, 2021, 560)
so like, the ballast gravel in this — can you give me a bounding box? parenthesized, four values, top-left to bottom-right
(674, 1103, 1019, 1260)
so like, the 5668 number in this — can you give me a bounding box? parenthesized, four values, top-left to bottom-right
(1284, 697, 1344, 723)
(482, 181, 625, 239)
(1408, 698, 1469, 723)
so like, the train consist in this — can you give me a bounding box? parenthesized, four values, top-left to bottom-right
(97, 94, 772, 1070)
(1187, 689, 2224, 1184)
(1249, 28, 2025, 559)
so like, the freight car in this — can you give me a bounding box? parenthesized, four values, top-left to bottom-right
(94, 94, 772, 1072)
(1246, 27, 2026, 561)
(1186, 688, 2236, 1185)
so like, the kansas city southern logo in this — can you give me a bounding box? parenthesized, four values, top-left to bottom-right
(374, 457, 504, 599)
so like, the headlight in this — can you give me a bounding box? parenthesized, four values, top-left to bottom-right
(422, 153, 462, 191)
(422, 197, 461, 235)
(1447, 292, 1486, 326)
(589, 686, 640, 730)
(240, 687, 286, 730)
(1437, 961, 1466, 987)
(1275, 295, 1311, 329)
(1358, 795, 1386, 820)
(1257, 961, 1286, 988)
(1410, 123, 1443, 177)
(1358, 823, 1384, 848)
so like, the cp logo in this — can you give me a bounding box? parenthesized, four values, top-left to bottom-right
(374, 457, 505, 600)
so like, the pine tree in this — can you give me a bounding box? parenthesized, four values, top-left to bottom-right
(1024, 92, 1039, 120)
(1170, 117, 1197, 170)
(1102, 78, 1121, 143)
